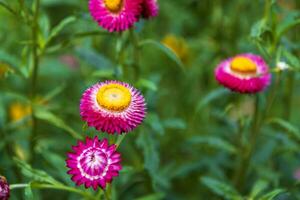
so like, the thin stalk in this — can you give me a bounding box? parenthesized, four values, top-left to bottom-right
(103, 184, 112, 200)
(31, 183, 95, 200)
(265, 73, 281, 118)
(283, 72, 295, 120)
(129, 29, 140, 80)
(116, 134, 126, 148)
(233, 95, 261, 191)
(115, 33, 124, 78)
(10, 183, 29, 190)
(29, 0, 41, 163)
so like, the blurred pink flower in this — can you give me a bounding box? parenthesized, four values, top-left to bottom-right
(294, 168, 300, 180)
(60, 55, 79, 70)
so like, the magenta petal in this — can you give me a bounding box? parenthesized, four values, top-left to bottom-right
(215, 53, 271, 94)
(89, 0, 143, 32)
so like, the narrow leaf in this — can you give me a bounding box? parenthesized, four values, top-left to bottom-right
(196, 88, 230, 112)
(201, 176, 242, 200)
(34, 107, 83, 139)
(46, 16, 76, 45)
(267, 118, 300, 141)
(189, 136, 237, 154)
(259, 189, 285, 200)
(139, 39, 185, 71)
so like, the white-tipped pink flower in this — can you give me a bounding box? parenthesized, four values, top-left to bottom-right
(66, 137, 122, 190)
(80, 80, 146, 134)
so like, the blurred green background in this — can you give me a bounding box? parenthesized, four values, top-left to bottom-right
(0, 0, 300, 199)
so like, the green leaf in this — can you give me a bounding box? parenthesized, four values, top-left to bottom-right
(34, 107, 83, 140)
(267, 118, 300, 141)
(24, 184, 35, 200)
(189, 136, 237, 154)
(0, 1, 17, 16)
(276, 12, 300, 41)
(38, 149, 71, 184)
(137, 132, 159, 174)
(45, 16, 76, 46)
(200, 176, 242, 200)
(196, 88, 230, 112)
(249, 180, 269, 199)
(163, 118, 186, 130)
(75, 47, 113, 69)
(42, 83, 66, 103)
(15, 158, 60, 185)
(258, 189, 285, 200)
(145, 113, 164, 135)
(137, 79, 158, 91)
(139, 39, 185, 71)
(282, 50, 300, 69)
(250, 19, 268, 40)
(135, 193, 165, 200)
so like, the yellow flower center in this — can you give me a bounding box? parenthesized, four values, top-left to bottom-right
(104, 0, 123, 13)
(230, 57, 257, 74)
(96, 84, 131, 112)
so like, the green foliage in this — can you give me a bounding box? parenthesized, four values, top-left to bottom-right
(1, 0, 300, 199)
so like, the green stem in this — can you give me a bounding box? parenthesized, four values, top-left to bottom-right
(10, 183, 29, 190)
(116, 134, 127, 148)
(103, 184, 112, 200)
(31, 183, 95, 200)
(233, 95, 261, 191)
(129, 28, 140, 80)
(284, 72, 295, 120)
(29, 0, 41, 164)
(115, 33, 124, 78)
(265, 73, 281, 118)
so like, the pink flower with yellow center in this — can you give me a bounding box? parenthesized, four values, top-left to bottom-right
(89, 0, 143, 32)
(80, 80, 146, 134)
(215, 53, 271, 93)
(141, 0, 159, 19)
(66, 137, 122, 190)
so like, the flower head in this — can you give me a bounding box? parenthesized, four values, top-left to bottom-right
(66, 137, 122, 190)
(0, 176, 10, 200)
(80, 80, 146, 134)
(9, 102, 31, 122)
(162, 34, 189, 64)
(215, 53, 271, 94)
(0, 62, 12, 78)
(141, 0, 159, 19)
(89, 0, 143, 32)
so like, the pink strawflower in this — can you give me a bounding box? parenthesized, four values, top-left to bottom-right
(89, 0, 143, 32)
(141, 0, 159, 19)
(80, 80, 146, 134)
(215, 53, 271, 94)
(0, 176, 10, 200)
(66, 137, 122, 190)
